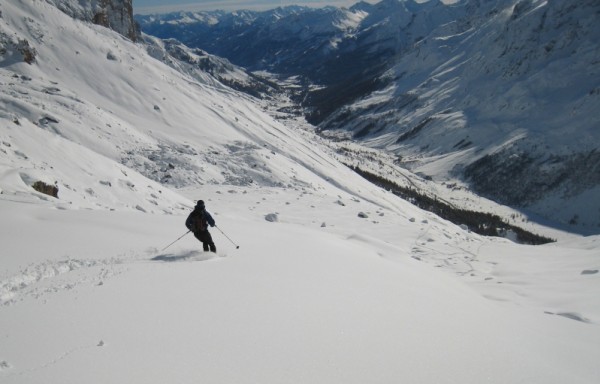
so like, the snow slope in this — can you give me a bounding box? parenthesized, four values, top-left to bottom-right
(2, 186, 600, 383)
(1, 1, 599, 383)
(0, 0, 366, 210)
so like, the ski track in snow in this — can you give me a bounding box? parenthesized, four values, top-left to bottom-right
(410, 220, 483, 278)
(0, 248, 225, 306)
(1, 342, 101, 379)
(0, 247, 223, 377)
(0, 256, 128, 306)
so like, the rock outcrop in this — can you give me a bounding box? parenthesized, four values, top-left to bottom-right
(50, 0, 139, 41)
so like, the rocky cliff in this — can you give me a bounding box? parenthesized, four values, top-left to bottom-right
(50, 0, 138, 41)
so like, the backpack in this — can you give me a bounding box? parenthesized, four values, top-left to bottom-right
(187, 209, 208, 232)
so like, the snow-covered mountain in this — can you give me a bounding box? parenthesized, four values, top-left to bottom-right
(137, 0, 600, 231)
(0, 0, 336, 213)
(322, 0, 600, 230)
(1, 1, 600, 383)
(142, 36, 282, 99)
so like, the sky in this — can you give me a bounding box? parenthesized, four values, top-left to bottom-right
(133, 0, 382, 14)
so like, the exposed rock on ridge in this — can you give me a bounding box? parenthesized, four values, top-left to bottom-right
(49, 0, 139, 41)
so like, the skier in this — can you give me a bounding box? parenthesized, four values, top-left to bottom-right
(185, 200, 217, 252)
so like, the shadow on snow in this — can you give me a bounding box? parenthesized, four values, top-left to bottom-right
(151, 250, 215, 262)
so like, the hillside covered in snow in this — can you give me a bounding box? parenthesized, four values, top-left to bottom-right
(137, 0, 600, 232)
(1, 1, 599, 383)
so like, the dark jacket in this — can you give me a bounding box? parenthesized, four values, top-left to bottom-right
(185, 208, 215, 232)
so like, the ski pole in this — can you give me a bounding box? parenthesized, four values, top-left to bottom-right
(215, 226, 240, 249)
(161, 230, 191, 252)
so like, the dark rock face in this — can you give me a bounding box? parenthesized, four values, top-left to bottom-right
(52, 0, 139, 41)
(32, 181, 59, 198)
(0, 37, 37, 65)
(92, 0, 137, 41)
